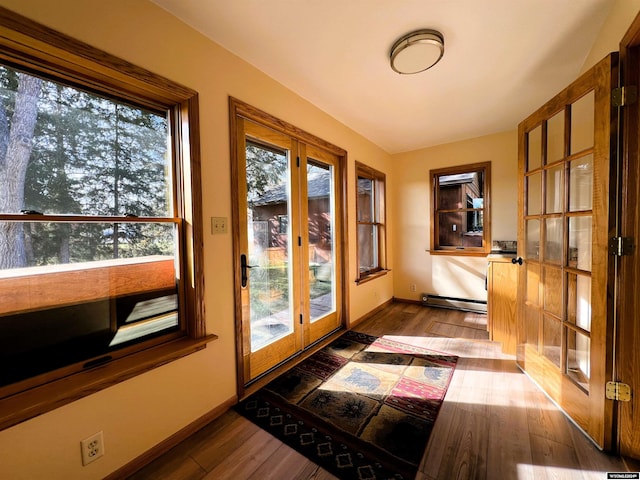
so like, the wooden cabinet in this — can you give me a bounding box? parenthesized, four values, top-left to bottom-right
(487, 255, 518, 355)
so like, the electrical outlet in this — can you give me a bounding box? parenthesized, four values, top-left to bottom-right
(81, 431, 104, 466)
(410, 284, 416, 292)
(211, 216, 228, 234)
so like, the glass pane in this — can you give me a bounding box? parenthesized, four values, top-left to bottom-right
(527, 125, 542, 171)
(438, 183, 461, 210)
(357, 177, 374, 221)
(567, 273, 591, 332)
(0, 66, 171, 217)
(0, 221, 179, 386)
(543, 266, 562, 318)
(545, 164, 564, 214)
(569, 155, 593, 212)
(543, 315, 562, 368)
(525, 219, 540, 260)
(307, 161, 335, 322)
(438, 212, 463, 247)
(463, 216, 483, 248)
(543, 217, 563, 264)
(436, 170, 484, 249)
(527, 172, 542, 215)
(245, 142, 293, 352)
(0, 221, 176, 269)
(526, 263, 540, 306)
(570, 91, 595, 154)
(567, 328, 590, 391)
(546, 110, 565, 164)
(568, 216, 592, 271)
(358, 224, 379, 272)
(438, 171, 484, 210)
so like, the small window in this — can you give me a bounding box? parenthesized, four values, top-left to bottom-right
(431, 162, 491, 255)
(356, 162, 387, 282)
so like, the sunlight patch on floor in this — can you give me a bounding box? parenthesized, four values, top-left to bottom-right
(521, 463, 605, 479)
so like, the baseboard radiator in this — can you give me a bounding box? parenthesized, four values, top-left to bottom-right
(420, 294, 487, 314)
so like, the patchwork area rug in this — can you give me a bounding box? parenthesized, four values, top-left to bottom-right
(236, 330, 458, 480)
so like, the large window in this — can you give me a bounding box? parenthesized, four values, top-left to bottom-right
(430, 162, 491, 255)
(0, 7, 208, 429)
(356, 162, 387, 282)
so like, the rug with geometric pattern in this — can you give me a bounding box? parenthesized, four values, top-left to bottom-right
(236, 330, 458, 480)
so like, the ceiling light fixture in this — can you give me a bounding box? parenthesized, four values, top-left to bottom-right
(390, 29, 445, 74)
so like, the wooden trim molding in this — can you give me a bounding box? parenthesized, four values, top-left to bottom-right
(349, 298, 394, 328)
(427, 249, 490, 257)
(617, 10, 640, 460)
(229, 97, 347, 157)
(0, 334, 218, 430)
(430, 161, 492, 255)
(355, 268, 390, 285)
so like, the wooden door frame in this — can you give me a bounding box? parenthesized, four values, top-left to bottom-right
(616, 12, 640, 460)
(228, 97, 350, 399)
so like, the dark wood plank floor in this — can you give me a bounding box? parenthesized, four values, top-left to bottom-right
(129, 302, 627, 479)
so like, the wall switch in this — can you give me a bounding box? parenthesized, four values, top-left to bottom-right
(81, 431, 104, 466)
(211, 216, 228, 234)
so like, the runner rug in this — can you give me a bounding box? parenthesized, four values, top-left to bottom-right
(236, 330, 458, 480)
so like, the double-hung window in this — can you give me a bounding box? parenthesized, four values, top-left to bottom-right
(0, 7, 208, 429)
(356, 162, 387, 282)
(430, 162, 491, 255)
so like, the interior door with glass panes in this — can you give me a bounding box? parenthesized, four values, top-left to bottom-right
(516, 53, 617, 449)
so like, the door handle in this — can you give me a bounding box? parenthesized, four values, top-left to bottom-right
(511, 257, 523, 265)
(241, 254, 258, 288)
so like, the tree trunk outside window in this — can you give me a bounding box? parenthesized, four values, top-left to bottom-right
(0, 73, 42, 269)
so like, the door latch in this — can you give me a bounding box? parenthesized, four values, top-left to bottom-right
(240, 254, 258, 288)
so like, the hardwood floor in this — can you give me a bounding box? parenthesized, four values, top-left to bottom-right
(129, 302, 628, 480)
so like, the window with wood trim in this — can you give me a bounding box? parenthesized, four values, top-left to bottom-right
(356, 162, 387, 281)
(430, 162, 491, 255)
(0, 7, 210, 430)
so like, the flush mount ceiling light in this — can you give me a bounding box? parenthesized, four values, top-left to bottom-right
(390, 29, 444, 74)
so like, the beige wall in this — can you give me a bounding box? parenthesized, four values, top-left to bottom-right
(389, 1, 640, 305)
(0, 0, 393, 478)
(581, 0, 640, 72)
(390, 131, 518, 302)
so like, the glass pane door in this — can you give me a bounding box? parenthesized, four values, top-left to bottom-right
(304, 145, 342, 342)
(246, 140, 294, 351)
(517, 54, 617, 449)
(238, 119, 301, 380)
(233, 114, 344, 383)
(307, 161, 335, 322)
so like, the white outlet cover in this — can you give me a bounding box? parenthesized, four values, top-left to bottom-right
(81, 431, 104, 466)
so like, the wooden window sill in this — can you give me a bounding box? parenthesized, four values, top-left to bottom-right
(427, 249, 489, 257)
(356, 269, 390, 285)
(0, 334, 218, 431)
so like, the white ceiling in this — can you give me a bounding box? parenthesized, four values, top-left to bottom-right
(152, 0, 614, 154)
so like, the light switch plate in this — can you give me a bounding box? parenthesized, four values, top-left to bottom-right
(211, 216, 228, 234)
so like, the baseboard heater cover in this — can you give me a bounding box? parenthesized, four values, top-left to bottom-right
(421, 294, 487, 313)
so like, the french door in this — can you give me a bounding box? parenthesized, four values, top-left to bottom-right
(231, 99, 345, 386)
(516, 53, 618, 449)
